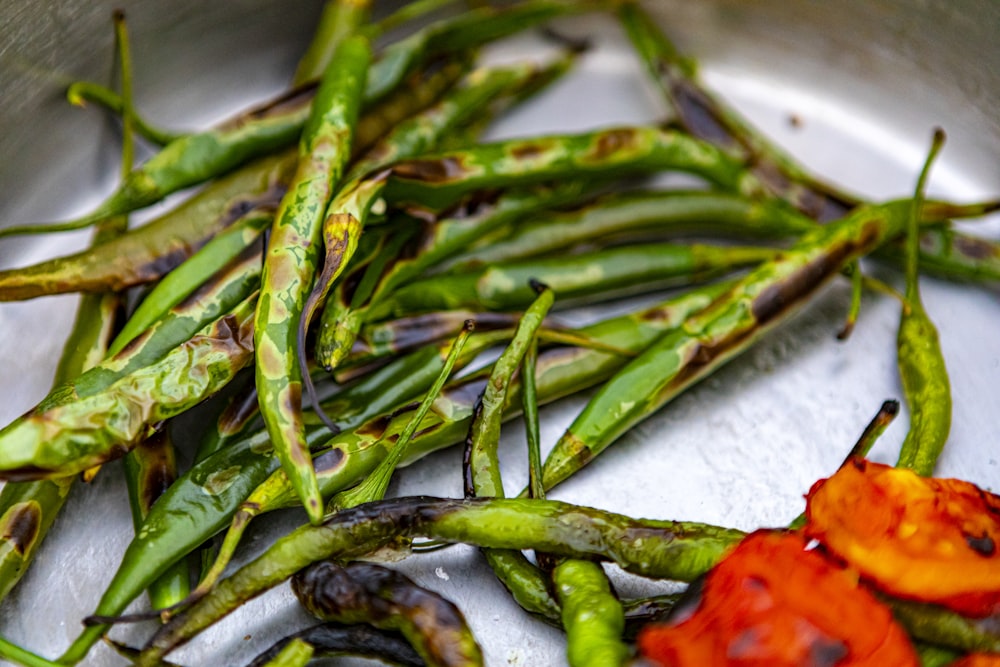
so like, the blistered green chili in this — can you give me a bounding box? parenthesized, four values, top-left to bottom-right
(292, 0, 371, 87)
(254, 34, 370, 524)
(244, 623, 422, 667)
(895, 130, 952, 476)
(366, 241, 777, 319)
(0, 291, 256, 479)
(136, 495, 743, 663)
(538, 199, 976, 492)
(0, 150, 294, 302)
(292, 561, 483, 666)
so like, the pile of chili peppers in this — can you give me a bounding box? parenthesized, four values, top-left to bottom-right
(0, 1, 998, 665)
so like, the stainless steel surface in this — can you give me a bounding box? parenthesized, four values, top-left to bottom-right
(1, 2, 999, 665)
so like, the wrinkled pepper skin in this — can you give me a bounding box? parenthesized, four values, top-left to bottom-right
(636, 530, 919, 667)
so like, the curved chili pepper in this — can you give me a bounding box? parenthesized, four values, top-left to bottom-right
(0, 150, 294, 302)
(254, 34, 371, 525)
(895, 129, 951, 475)
(538, 199, 973, 492)
(0, 292, 256, 479)
(255, 638, 313, 667)
(135, 496, 743, 664)
(462, 286, 557, 618)
(367, 241, 777, 320)
(553, 560, 628, 667)
(292, 561, 483, 666)
(244, 622, 423, 667)
(804, 458, 1000, 617)
(636, 530, 919, 666)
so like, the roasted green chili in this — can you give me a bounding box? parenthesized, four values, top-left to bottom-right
(254, 34, 370, 524)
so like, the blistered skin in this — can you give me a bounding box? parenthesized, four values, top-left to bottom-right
(637, 531, 919, 667)
(805, 458, 1000, 617)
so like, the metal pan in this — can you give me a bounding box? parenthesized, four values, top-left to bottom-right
(0, 1, 998, 664)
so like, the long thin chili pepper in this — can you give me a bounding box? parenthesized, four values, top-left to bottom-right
(292, 0, 372, 87)
(244, 623, 422, 667)
(292, 561, 483, 666)
(135, 496, 744, 664)
(463, 286, 556, 618)
(538, 198, 976, 492)
(882, 596, 1000, 654)
(0, 150, 294, 302)
(254, 34, 370, 525)
(61, 284, 727, 665)
(366, 241, 778, 319)
(895, 129, 952, 475)
(552, 560, 629, 667)
(332, 322, 473, 510)
(445, 189, 814, 272)
(0, 291, 257, 480)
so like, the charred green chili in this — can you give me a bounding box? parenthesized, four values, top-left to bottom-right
(538, 199, 976, 492)
(254, 34, 370, 524)
(255, 638, 313, 667)
(463, 286, 557, 618)
(292, 0, 371, 87)
(135, 496, 744, 664)
(895, 130, 952, 476)
(368, 242, 777, 319)
(292, 561, 483, 666)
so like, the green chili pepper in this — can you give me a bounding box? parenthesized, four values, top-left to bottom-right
(552, 560, 629, 667)
(446, 189, 814, 272)
(292, 561, 483, 666)
(0, 150, 294, 302)
(367, 242, 778, 319)
(254, 34, 370, 525)
(463, 287, 556, 617)
(0, 634, 64, 667)
(244, 623, 422, 667)
(917, 645, 961, 667)
(895, 129, 952, 476)
(0, 291, 256, 479)
(136, 495, 744, 664)
(539, 199, 973, 492)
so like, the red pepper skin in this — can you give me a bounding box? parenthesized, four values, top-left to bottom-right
(636, 530, 918, 667)
(804, 458, 1000, 617)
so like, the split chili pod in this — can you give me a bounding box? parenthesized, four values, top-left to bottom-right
(804, 458, 1000, 618)
(636, 530, 919, 666)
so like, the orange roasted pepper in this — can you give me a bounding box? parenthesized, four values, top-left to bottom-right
(636, 530, 918, 666)
(804, 458, 1000, 617)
